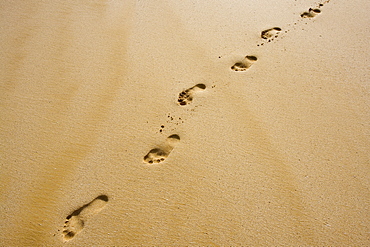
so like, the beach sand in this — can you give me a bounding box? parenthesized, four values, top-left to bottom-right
(0, 0, 369, 246)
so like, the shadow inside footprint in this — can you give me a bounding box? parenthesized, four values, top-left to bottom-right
(177, 84, 206, 106)
(301, 8, 321, 18)
(261, 27, 282, 39)
(143, 134, 180, 164)
(144, 148, 167, 164)
(231, 55, 258, 72)
(62, 195, 108, 241)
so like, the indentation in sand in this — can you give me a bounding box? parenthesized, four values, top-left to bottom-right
(261, 27, 282, 40)
(301, 8, 321, 18)
(143, 134, 180, 164)
(231, 55, 258, 72)
(177, 84, 206, 106)
(62, 195, 108, 241)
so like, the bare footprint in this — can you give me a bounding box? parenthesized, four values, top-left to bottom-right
(62, 195, 108, 241)
(143, 134, 180, 164)
(301, 8, 321, 18)
(261, 27, 282, 40)
(231, 55, 258, 72)
(177, 84, 206, 106)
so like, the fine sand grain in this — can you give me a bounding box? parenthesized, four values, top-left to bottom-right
(1, 0, 369, 246)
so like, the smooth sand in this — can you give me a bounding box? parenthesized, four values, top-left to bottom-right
(1, 0, 369, 246)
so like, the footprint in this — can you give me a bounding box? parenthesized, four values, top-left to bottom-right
(261, 27, 282, 40)
(301, 8, 321, 18)
(231, 55, 258, 72)
(62, 195, 109, 241)
(177, 84, 206, 106)
(143, 134, 180, 164)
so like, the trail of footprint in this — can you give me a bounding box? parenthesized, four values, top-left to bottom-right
(177, 84, 206, 106)
(62, 195, 108, 241)
(256, 1, 330, 47)
(231, 55, 258, 72)
(143, 134, 180, 164)
(301, 8, 321, 18)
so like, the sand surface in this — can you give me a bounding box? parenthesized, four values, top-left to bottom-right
(1, 0, 369, 246)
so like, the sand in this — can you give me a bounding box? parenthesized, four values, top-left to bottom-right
(0, 0, 369, 246)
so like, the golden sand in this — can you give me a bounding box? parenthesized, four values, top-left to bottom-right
(0, 0, 369, 246)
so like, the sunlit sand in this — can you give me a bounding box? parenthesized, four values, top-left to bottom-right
(0, 0, 369, 246)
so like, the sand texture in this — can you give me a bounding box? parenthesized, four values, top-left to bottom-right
(0, 0, 369, 246)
